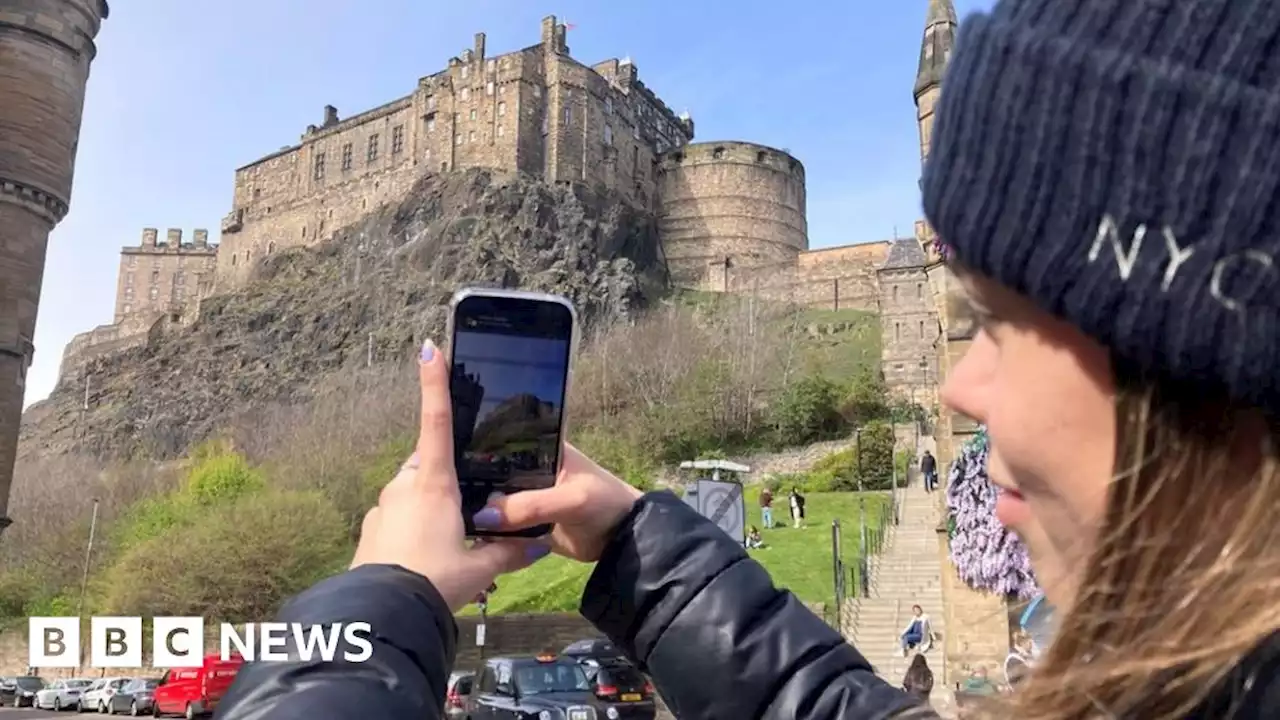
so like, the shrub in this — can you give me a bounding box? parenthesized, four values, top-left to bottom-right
(771, 376, 847, 447)
(97, 490, 349, 619)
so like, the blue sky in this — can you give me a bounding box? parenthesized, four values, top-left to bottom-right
(28, 0, 994, 407)
(453, 332, 569, 422)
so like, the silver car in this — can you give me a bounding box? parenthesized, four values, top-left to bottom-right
(34, 678, 92, 711)
(107, 677, 160, 716)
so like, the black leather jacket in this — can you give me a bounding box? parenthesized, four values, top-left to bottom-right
(215, 491, 1279, 719)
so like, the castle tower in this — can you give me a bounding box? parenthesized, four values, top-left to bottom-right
(913, 0, 956, 261)
(0, 0, 110, 536)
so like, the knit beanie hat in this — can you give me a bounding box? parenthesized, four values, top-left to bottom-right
(921, 0, 1280, 416)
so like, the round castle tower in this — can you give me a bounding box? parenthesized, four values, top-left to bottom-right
(656, 141, 808, 290)
(0, 0, 109, 535)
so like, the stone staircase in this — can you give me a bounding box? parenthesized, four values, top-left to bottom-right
(846, 477, 956, 716)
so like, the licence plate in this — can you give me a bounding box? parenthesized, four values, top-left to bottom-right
(621, 693, 642, 702)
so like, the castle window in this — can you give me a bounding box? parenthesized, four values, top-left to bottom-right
(470, 109, 477, 121)
(313, 151, 326, 180)
(425, 147, 433, 161)
(756, 151, 766, 163)
(427, 96, 437, 111)
(713, 146, 724, 159)
(176, 271, 185, 286)
(125, 288, 134, 300)
(486, 81, 494, 96)
(497, 101, 506, 117)
(231, 254, 237, 266)
(123, 304, 131, 314)
(604, 125, 613, 146)
(532, 85, 541, 98)
(441, 162, 449, 172)
(253, 188, 262, 199)
(496, 125, 505, 138)
(461, 65, 469, 79)
(427, 117, 436, 133)
(468, 130, 476, 143)
(633, 124, 640, 140)
(149, 287, 159, 300)
(499, 84, 506, 95)
(392, 125, 405, 154)
(461, 87, 471, 101)
(268, 242, 275, 254)
(301, 226, 306, 238)
(367, 134, 380, 161)
(892, 284, 899, 300)
(604, 96, 613, 115)
(895, 322, 901, 341)
(247, 250, 252, 262)
(455, 133, 463, 146)
(563, 106, 572, 125)
(151, 270, 159, 284)
(919, 320, 925, 338)
(126, 273, 133, 286)
(341, 143, 353, 170)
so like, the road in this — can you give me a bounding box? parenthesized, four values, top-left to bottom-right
(0, 709, 63, 718)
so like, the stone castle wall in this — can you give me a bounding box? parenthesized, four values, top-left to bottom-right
(215, 15, 693, 290)
(657, 142, 807, 289)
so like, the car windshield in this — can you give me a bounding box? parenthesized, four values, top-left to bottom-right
(68, 680, 91, 688)
(15, 678, 43, 690)
(515, 663, 590, 695)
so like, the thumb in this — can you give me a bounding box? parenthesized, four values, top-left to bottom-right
(455, 541, 552, 601)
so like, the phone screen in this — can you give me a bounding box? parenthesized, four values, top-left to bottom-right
(449, 294, 573, 537)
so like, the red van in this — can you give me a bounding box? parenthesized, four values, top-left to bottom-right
(152, 653, 244, 718)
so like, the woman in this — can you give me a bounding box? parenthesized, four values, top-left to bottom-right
(788, 486, 806, 528)
(900, 605, 932, 657)
(902, 654, 934, 704)
(218, 0, 1279, 717)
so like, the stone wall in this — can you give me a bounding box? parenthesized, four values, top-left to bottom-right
(657, 142, 807, 290)
(879, 263, 941, 405)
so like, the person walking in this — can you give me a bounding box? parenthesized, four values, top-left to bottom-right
(759, 485, 774, 529)
(902, 654, 934, 704)
(217, 0, 1280, 716)
(920, 450, 938, 493)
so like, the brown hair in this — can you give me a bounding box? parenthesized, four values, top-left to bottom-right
(962, 373, 1280, 718)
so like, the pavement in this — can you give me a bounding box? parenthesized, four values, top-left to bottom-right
(0, 709, 63, 718)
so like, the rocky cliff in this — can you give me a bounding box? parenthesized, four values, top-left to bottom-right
(20, 169, 667, 462)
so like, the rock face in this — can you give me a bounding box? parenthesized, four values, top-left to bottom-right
(20, 169, 666, 462)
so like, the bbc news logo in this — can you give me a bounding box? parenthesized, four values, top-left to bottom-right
(29, 617, 373, 668)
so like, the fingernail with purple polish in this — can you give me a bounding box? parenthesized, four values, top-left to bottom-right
(472, 507, 502, 529)
(525, 544, 552, 563)
(420, 340, 435, 364)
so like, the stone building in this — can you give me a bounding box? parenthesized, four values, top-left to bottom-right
(114, 228, 217, 325)
(0, 0, 109, 535)
(57, 227, 217, 387)
(877, 237, 940, 408)
(216, 15, 694, 288)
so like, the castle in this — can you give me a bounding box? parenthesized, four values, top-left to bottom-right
(59, 13, 910, 384)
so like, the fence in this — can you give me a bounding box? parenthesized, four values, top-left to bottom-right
(828, 462, 907, 631)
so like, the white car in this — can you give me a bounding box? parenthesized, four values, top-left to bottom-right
(34, 678, 92, 711)
(79, 676, 132, 712)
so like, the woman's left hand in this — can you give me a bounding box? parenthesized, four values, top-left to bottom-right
(349, 339, 549, 611)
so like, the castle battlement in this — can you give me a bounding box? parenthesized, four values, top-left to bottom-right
(128, 227, 217, 253)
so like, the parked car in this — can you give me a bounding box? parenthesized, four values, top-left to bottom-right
(465, 654, 600, 720)
(563, 638, 657, 720)
(107, 677, 160, 716)
(152, 653, 243, 718)
(444, 670, 474, 719)
(34, 678, 92, 711)
(80, 676, 133, 712)
(0, 676, 45, 707)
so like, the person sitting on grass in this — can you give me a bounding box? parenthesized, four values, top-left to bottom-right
(746, 526, 765, 549)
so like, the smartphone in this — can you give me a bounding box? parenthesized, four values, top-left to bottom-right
(446, 288, 577, 538)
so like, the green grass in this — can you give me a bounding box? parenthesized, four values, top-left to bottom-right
(462, 488, 892, 616)
(793, 308, 881, 383)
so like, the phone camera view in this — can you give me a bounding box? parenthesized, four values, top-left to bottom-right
(450, 295, 573, 534)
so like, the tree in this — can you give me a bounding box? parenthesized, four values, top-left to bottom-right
(945, 427, 1040, 598)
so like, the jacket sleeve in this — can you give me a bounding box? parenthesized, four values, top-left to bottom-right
(216, 564, 454, 720)
(580, 491, 933, 720)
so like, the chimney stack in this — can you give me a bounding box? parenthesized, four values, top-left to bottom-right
(323, 105, 339, 127)
(166, 229, 182, 247)
(193, 229, 209, 248)
(474, 32, 486, 61)
(141, 228, 158, 247)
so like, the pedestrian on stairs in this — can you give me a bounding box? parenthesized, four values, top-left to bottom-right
(902, 654, 934, 704)
(920, 450, 938, 493)
(900, 605, 933, 656)
(788, 486, 806, 528)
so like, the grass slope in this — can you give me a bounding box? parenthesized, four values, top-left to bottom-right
(463, 488, 892, 616)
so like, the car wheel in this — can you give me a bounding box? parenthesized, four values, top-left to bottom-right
(55, 696, 63, 711)
(101, 699, 109, 713)
(131, 700, 140, 716)
(184, 702, 195, 720)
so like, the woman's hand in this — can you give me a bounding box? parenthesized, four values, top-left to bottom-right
(349, 339, 548, 611)
(474, 444, 643, 562)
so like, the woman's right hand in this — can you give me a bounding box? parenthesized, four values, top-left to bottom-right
(474, 443, 643, 562)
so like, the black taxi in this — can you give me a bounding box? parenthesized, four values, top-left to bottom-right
(465, 654, 602, 720)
